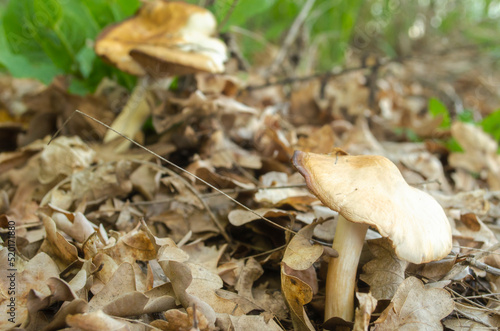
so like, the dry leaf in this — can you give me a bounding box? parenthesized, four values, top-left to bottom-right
(373, 277, 454, 330)
(151, 307, 211, 331)
(0, 252, 59, 328)
(360, 238, 408, 300)
(353, 292, 377, 331)
(66, 309, 131, 331)
(280, 263, 315, 331)
(37, 136, 95, 184)
(282, 223, 325, 271)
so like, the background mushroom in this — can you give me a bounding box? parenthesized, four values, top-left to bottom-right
(95, 0, 227, 151)
(292, 149, 453, 322)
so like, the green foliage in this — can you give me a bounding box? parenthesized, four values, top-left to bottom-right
(481, 109, 500, 142)
(1, 0, 499, 94)
(429, 97, 500, 153)
(428, 97, 451, 128)
(0, 0, 140, 93)
(191, 0, 364, 70)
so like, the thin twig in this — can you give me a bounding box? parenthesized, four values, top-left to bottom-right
(450, 289, 499, 313)
(460, 293, 500, 300)
(246, 65, 363, 91)
(454, 244, 500, 257)
(266, 0, 317, 76)
(463, 257, 500, 276)
(472, 242, 500, 260)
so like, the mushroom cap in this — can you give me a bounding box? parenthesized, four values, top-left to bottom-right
(95, 0, 227, 77)
(292, 150, 452, 264)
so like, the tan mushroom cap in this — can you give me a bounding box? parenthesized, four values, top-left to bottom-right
(292, 150, 452, 264)
(95, 0, 227, 77)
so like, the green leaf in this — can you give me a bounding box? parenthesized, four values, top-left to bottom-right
(457, 109, 475, 123)
(428, 98, 451, 128)
(0, 17, 62, 83)
(214, 0, 278, 31)
(445, 138, 464, 153)
(481, 109, 500, 141)
(76, 42, 97, 79)
(1, 0, 140, 92)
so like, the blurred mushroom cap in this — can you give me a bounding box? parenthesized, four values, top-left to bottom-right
(95, 0, 227, 77)
(292, 150, 452, 264)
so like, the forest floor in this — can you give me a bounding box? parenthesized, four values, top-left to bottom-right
(1, 48, 500, 330)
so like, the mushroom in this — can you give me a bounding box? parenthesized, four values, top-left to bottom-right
(291, 149, 452, 322)
(95, 0, 227, 150)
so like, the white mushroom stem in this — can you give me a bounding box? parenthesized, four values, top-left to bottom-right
(103, 76, 152, 152)
(325, 215, 368, 322)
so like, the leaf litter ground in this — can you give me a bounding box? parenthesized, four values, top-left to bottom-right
(1, 54, 500, 330)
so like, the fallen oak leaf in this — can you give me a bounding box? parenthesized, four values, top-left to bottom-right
(359, 238, 408, 300)
(233, 257, 288, 320)
(282, 222, 326, 271)
(88, 262, 150, 317)
(0, 252, 59, 329)
(373, 276, 454, 331)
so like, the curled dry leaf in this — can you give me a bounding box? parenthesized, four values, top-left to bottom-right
(103, 224, 157, 264)
(373, 277, 454, 331)
(37, 136, 95, 184)
(130, 163, 161, 201)
(280, 222, 327, 331)
(360, 238, 408, 300)
(282, 222, 325, 271)
(23, 277, 83, 331)
(280, 263, 315, 331)
(0, 252, 59, 328)
(234, 258, 264, 300)
(40, 213, 80, 269)
(49, 208, 96, 243)
(353, 292, 377, 331)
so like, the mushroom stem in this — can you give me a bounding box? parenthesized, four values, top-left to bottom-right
(325, 215, 368, 322)
(104, 77, 152, 152)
